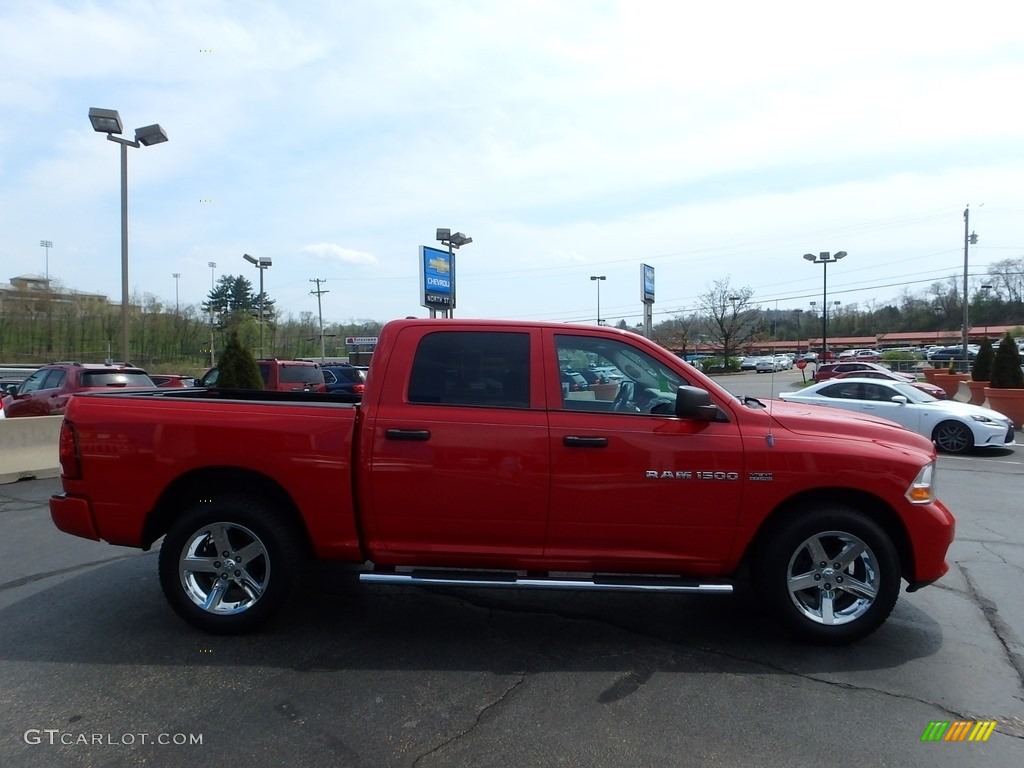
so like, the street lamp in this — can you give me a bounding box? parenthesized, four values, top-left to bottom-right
(208, 261, 217, 367)
(962, 207, 979, 371)
(436, 228, 472, 318)
(590, 275, 606, 325)
(172, 273, 180, 314)
(89, 107, 168, 363)
(802, 251, 847, 359)
(243, 253, 273, 357)
(39, 240, 53, 284)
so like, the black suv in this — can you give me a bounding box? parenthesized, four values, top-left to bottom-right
(322, 365, 366, 395)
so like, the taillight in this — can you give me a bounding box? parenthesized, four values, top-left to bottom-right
(354, 383, 365, 394)
(59, 419, 82, 480)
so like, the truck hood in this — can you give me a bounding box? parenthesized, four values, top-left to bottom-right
(761, 398, 935, 453)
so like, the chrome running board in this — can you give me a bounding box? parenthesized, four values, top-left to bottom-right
(359, 570, 733, 594)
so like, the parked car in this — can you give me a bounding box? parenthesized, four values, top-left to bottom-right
(739, 356, 760, 371)
(322, 364, 366, 395)
(150, 374, 196, 388)
(830, 369, 946, 399)
(200, 359, 327, 393)
(3, 362, 156, 418)
(927, 345, 979, 362)
(838, 349, 881, 362)
(755, 356, 786, 373)
(0, 378, 22, 396)
(779, 377, 1014, 454)
(560, 370, 590, 392)
(813, 361, 913, 383)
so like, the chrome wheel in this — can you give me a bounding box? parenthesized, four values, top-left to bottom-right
(754, 506, 900, 643)
(785, 530, 879, 626)
(179, 522, 270, 615)
(159, 495, 301, 633)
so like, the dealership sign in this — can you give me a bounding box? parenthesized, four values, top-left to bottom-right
(420, 245, 455, 311)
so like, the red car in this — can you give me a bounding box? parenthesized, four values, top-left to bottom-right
(150, 374, 196, 388)
(813, 361, 914, 384)
(4, 362, 155, 417)
(831, 369, 946, 399)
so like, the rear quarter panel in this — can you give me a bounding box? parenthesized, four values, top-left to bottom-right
(61, 394, 360, 558)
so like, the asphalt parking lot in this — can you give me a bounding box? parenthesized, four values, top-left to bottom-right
(1, 397, 1022, 766)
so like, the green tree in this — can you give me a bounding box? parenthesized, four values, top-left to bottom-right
(971, 338, 995, 381)
(216, 329, 264, 389)
(990, 333, 1024, 389)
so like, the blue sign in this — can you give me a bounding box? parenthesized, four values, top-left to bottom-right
(420, 245, 455, 310)
(642, 264, 655, 304)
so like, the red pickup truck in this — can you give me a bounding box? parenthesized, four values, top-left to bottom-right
(49, 319, 954, 643)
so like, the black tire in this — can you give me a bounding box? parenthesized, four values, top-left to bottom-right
(754, 506, 901, 644)
(933, 420, 974, 454)
(158, 495, 302, 634)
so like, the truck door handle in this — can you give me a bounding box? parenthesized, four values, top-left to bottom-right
(386, 429, 431, 441)
(563, 435, 608, 448)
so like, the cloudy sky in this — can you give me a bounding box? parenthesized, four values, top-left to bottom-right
(2, 0, 1022, 328)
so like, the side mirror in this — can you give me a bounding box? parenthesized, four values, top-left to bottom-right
(674, 385, 724, 421)
(891, 395, 908, 405)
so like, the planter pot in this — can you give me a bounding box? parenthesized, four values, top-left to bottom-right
(590, 382, 620, 401)
(934, 373, 970, 399)
(922, 367, 941, 383)
(966, 380, 990, 406)
(984, 387, 1024, 429)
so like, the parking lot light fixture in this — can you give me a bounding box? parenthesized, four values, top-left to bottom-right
(590, 275, 606, 325)
(803, 251, 846, 359)
(435, 228, 472, 318)
(89, 107, 168, 363)
(243, 254, 273, 357)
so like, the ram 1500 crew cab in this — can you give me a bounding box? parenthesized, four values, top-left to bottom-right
(50, 319, 954, 643)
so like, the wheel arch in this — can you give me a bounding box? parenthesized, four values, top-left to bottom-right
(141, 466, 314, 557)
(742, 488, 914, 583)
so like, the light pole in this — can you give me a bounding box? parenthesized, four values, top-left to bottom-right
(793, 308, 804, 355)
(962, 207, 979, 371)
(89, 107, 168, 363)
(243, 254, 272, 357)
(172, 272, 180, 314)
(435, 228, 472, 318)
(39, 240, 52, 284)
(980, 284, 993, 339)
(590, 275, 606, 324)
(208, 261, 217, 367)
(803, 251, 847, 360)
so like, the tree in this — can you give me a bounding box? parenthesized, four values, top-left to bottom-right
(971, 338, 995, 382)
(698, 278, 762, 369)
(203, 274, 276, 333)
(990, 333, 1024, 389)
(216, 329, 264, 389)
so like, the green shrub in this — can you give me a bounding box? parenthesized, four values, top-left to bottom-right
(971, 338, 994, 381)
(990, 333, 1024, 389)
(216, 330, 264, 389)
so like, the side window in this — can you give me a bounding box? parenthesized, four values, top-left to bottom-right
(42, 370, 67, 390)
(408, 331, 531, 408)
(555, 334, 685, 415)
(18, 369, 49, 394)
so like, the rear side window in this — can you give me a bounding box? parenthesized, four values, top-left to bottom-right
(408, 331, 530, 408)
(279, 365, 324, 384)
(80, 372, 154, 387)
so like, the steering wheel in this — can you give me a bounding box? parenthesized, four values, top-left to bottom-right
(612, 381, 635, 412)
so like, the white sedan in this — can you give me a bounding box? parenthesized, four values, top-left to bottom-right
(779, 377, 1015, 454)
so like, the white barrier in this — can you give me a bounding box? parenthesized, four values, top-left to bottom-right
(0, 416, 62, 484)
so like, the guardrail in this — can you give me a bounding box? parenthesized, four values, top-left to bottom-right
(0, 416, 62, 484)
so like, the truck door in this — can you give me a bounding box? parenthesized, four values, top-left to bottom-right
(363, 328, 550, 563)
(544, 331, 744, 571)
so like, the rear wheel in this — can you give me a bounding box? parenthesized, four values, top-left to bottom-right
(933, 421, 974, 454)
(754, 506, 900, 644)
(158, 495, 301, 633)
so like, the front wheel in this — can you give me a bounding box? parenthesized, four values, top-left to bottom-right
(933, 420, 974, 454)
(158, 495, 302, 633)
(754, 506, 901, 644)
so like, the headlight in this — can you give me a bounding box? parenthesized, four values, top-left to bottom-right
(906, 461, 936, 505)
(970, 415, 995, 423)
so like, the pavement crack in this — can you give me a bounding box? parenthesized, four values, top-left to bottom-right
(411, 673, 526, 768)
(959, 563, 1024, 689)
(0, 552, 147, 592)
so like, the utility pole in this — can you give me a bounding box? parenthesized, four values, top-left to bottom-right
(310, 278, 329, 362)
